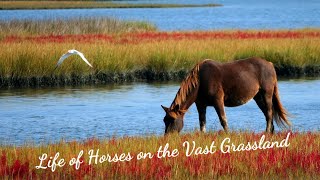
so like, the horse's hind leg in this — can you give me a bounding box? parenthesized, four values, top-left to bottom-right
(213, 100, 229, 133)
(196, 102, 207, 132)
(254, 90, 274, 133)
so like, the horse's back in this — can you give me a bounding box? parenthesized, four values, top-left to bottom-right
(231, 57, 277, 90)
(201, 57, 276, 84)
(198, 57, 277, 107)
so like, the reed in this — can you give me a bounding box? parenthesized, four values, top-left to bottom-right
(0, 1, 221, 10)
(1, 35, 320, 87)
(0, 131, 319, 179)
(1, 29, 320, 87)
(0, 17, 157, 37)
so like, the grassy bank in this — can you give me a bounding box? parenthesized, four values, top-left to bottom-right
(1, 29, 320, 87)
(0, 1, 221, 10)
(0, 131, 319, 178)
(0, 19, 319, 87)
(0, 18, 157, 37)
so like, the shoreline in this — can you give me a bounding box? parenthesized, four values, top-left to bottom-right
(0, 1, 222, 10)
(1, 66, 319, 88)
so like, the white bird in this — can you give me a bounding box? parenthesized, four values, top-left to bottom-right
(55, 49, 93, 70)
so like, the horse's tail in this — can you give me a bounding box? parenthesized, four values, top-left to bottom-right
(272, 84, 291, 128)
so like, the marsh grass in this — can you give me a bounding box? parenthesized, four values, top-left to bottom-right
(0, 131, 319, 178)
(0, 17, 156, 37)
(1, 30, 320, 87)
(0, 1, 221, 10)
(1, 39, 320, 73)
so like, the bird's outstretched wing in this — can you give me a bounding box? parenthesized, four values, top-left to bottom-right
(55, 52, 73, 69)
(54, 49, 93, 70)
(73, 50, 93, 68)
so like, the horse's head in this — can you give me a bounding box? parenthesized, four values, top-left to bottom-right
(161, 105, 187, 135)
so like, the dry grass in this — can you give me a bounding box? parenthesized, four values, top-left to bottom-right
(0, 17, 157, 37)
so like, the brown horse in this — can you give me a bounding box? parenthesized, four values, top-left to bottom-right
(161, 57, 291, 135)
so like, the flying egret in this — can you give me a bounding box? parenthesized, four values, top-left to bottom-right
(54, 49, 93, 70)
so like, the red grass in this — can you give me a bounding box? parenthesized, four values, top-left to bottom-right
(1, 132, 319, 178)
(2, 31, 320, 44)
(1, 148, 319, 178)
(0, 155, 35, 179)
(71, 159, 96, 179)
(110, 153, 171, 179)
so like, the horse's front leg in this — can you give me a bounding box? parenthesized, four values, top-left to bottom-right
(196, 102, 207, 132)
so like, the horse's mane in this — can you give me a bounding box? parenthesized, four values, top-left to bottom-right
(170, 61, 203, 109)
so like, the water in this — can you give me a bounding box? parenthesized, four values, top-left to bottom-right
(1, 0, 320, 30)
(0, 79, 319, 145)
(1, 0, 319, 145)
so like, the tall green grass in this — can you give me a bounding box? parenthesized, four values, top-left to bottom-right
(0, 37, 319, 87)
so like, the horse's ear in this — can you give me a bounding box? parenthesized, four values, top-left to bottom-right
(161, 105, 169, 112)
(173, 104, 187, 115)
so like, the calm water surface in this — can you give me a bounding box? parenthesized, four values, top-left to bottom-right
(1, 0, 320, 145)
(0, 79, 319, 145)
(1, 0, 320, 30)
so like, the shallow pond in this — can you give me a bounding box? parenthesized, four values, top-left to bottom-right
(0, 79, 319, 145)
